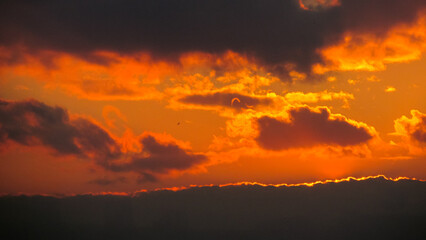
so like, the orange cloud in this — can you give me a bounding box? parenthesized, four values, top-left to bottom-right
(314, 14, 426, 73)
(167, 52, 278, 97)
(385, 86, 397, 93)
(393, 110, 426, 146)
(284, 90, 353, 107)
(0, 49, 175, 100)
(0, 48, 277, 101)
(102, 105, 128, 133)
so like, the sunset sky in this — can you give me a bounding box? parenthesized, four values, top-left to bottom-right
(0, 0, 425, 195)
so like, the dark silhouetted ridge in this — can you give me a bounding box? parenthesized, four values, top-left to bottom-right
(1, 177, 425, 239)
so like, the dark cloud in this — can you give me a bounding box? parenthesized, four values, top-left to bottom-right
(256, 106, 373, 150)
(413, 124, 426, 143)
(1, 178, 425, 239)
(0, 99, 121, 164)
(137, 172, 158, 183)
(179, 92, 272, 110)
(1, 0, 425, 75)
(0, 99, 207, 180)
(110, 135, 207, 177)
(88, 177, 127, 186)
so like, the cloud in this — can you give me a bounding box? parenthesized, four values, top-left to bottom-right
(314, 14, 426, 73)
(174, 89, 354, 116)
(385, 86, 396, 93)
(102, 105, 128, 133)
(110, 135, 207, 178)
(88, 177, 127, 186)
(0, 51, 170, 100)
(178, 92, 273, 111)
(1, 0, 425, 76)
(284, 90, 353, 105)
(347, 79, 359, 85)
(256, 106, 374, 150)
(0, 99, 208, 180)
(393, 110, 426, 144)
(0, 49, 279, 100)
(0, 98, 121, 165)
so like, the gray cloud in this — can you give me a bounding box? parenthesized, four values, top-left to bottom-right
(179, 92, 272, 111)
(88, 177, 127, 186)
(0, 99, 208, 181)
(256, 106, 373, 150)
(0, 99, 121, 164)
(110, 135, 207, 177)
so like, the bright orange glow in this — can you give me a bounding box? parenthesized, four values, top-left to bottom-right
(299, 0, 309, 10)
(0, 50, 175, 100)
(385, 86, 396, 92)
(0, 49, 269, 101)
(284, 90, 353, 107)
(314, 14, 426, 73)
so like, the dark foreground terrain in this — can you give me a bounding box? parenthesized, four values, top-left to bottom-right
(1, 177, 425, 240)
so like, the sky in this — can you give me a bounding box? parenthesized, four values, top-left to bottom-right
(0, 0, 425, 195)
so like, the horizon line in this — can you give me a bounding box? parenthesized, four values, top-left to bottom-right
(2, 174, 425, 198)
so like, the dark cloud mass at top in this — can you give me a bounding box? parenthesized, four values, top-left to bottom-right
(1, 0, 426, 74)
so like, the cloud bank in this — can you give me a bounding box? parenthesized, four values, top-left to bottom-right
(1, 0, 426, 75)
